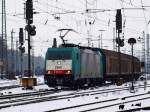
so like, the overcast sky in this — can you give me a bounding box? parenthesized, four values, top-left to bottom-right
(1, 0, 150, 57)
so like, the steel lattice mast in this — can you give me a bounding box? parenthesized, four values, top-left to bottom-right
(1, 0, 8, 78)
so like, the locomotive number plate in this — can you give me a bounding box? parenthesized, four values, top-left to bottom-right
(55, 66, 62, 69)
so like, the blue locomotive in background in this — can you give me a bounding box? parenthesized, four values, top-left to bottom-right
(44, 44, 141, 88)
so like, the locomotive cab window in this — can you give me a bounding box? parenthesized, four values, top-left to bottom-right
(47, 51, 71, 60)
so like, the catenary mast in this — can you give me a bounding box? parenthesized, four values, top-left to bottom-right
(1, 0, 8, 78)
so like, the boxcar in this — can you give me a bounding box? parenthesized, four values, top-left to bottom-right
(102, 49, 141, 81)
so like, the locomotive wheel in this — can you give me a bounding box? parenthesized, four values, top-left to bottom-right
(71, 82, 80, 90)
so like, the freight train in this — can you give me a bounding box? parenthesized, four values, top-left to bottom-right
(44, 44, 141, 88)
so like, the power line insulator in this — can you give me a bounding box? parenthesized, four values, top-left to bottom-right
(52, 38, 57, 48)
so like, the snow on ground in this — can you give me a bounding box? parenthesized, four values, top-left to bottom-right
(0, 75, 150, 112)
(0, 75, 47, 95)
(0, 79, 19, 87)
(0, 80, 150, 112)
(0, 75, 44, 87)
(36, 75, 45, 84)
(1, 83, 150, 112)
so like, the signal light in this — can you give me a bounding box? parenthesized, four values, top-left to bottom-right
(19, 46, 25, 53)
(25, 25, 36, 36)
(19, 28, 24, 45)
(116, 38, 124, 47)
(128, 38, 136, 44)
(66, 70, 71, 74)
(47, 70, 53, 74)
(116, 9, 122, 33)
(26, 0, 33, 24)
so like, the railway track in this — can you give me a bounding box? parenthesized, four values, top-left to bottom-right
(117, 106, 150, 112)
(0, 83, 148, 100)
(0, 83, 149, 110)
(0, 83, 45, 92)
(0, 85, 21, 91)
(80, 94, 150, 112)
(0, 88, 56, 99)
(45, 91, 150, 112)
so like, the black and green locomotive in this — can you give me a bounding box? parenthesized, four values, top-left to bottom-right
(44, 44, 141, 88)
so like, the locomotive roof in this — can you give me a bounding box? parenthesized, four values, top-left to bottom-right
(56, 43, 140, 62)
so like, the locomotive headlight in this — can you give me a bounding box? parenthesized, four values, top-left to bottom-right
(66, 70, 71, 74)
(48, 71, 51, 74)
(57, 61, 61, 65)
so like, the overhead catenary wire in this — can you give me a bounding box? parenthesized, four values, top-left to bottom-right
(7, 0, 150, 24)
(6, 1, 148, 27)
(120, 0, 150, 14)
(5, 0, 150, 49)
(140, 0, 148, 26)
(119, 0, 127, 39)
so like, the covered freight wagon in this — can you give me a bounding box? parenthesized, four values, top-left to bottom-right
(102, 49, 141, 82)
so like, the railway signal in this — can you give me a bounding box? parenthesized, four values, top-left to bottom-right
(116, 9, 122, 33)
(52, 38, 57, 48)
(115, 9, 124, 84)
(19, 46, 25, 53)
(19, 28, 24, 45)
(128, 38, 136, 92)
(25, 0, 36, 78)
(115, 9, 124, 47)
(25, 0, 33, 24)
(20, 0, 37, 89)
(25, 25, 36, 36)
(116, 38, 124, 47)
(19, 28, 25, 78)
